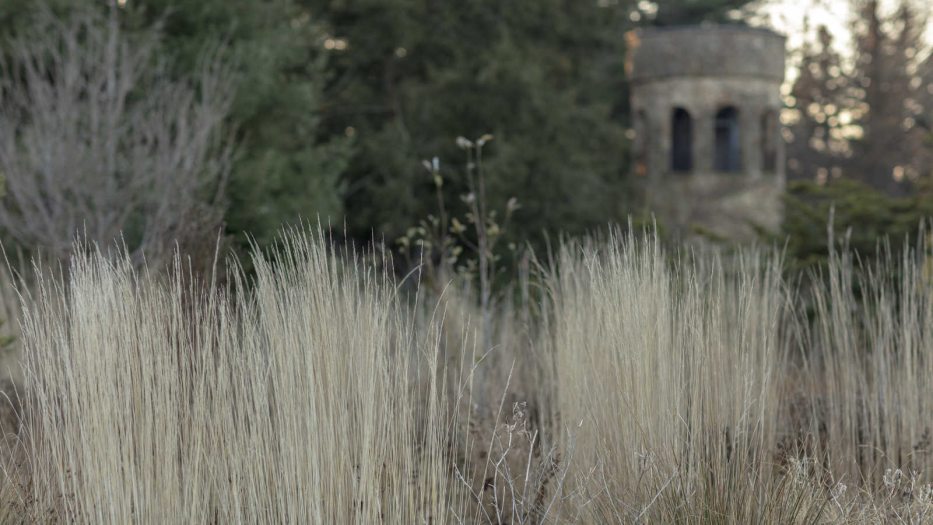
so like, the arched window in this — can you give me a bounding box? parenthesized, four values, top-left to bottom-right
(714, 106, 741, 172)
(671, 107, 693, 172)
(761, 110, 777, 173)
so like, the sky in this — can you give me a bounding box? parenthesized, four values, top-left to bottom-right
(752, 0, 852, 50)
(748, 0, 933, 86)
(752, 0, 933, 50)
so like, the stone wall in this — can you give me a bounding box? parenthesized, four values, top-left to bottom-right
(627, 25, 787, 241)
(627, 26, 785, 84)
(631, 77, 784, 180)
(644, 173, 784, 240)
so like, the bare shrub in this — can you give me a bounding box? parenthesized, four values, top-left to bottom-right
(0, 4, 234, 269)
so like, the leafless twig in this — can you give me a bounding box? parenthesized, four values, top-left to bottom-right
(0, 3, 235, 269)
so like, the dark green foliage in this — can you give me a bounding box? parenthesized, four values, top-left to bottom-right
(0, 0, 760, 264)
(650, 0, 750, 26)
(782, 1, 933, 278)
(782, 178, 933, 272)
(303, 0, 634, 249)
(1, 1, 350, 254)
(123, 0, 350, 250)
(0, 0, 66, 28)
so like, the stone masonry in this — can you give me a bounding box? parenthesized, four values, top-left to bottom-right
(626, 25, 786, 240)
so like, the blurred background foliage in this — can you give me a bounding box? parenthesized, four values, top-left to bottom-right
(0, 0, 930, 276)
(782, 178, 933, 272)
(781, 0, 933, 269)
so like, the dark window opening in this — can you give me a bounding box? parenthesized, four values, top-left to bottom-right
(714, 106, 741, 172)
(671, 107, 693, 173)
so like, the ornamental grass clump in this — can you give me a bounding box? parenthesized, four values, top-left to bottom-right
(11, 229, 467, 523)
(2, 225, 933, 523)
(545, 232, 799, 522)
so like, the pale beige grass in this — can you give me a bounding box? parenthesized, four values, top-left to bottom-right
(2, 228, 933, 523)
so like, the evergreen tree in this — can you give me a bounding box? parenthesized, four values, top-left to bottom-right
(849, 0, 931, 192)
(125, 0, 350, 249)
(786, 24, 853, 182)
(303, 0, 635, 247)
(782, 2, 933, 270)
(2, 0, 759, 260)
(786, 1, 932, 191)
(649, 0, 752, 26)
(303, 0, 756, 250)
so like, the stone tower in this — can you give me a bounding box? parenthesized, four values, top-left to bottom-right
(626, 25, 786, 240)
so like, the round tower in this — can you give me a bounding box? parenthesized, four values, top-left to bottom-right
(626, 25, 786, 239)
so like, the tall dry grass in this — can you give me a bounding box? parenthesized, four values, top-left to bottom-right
(790, 244, 933, 522)
(6, 230, 470, 523)
(544, 233, 801, 522)
(1, 226, 933, 523)
(542, 231, 933, 522)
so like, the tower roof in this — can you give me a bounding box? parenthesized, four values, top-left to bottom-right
(626, 25, 786, 84)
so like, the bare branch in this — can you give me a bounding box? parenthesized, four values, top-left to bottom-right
(0, 4, 235, 269)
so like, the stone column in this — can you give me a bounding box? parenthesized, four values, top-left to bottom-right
(742, 106, 762, 178)
(775, 105, 787, 188)
(695, 109, 714, 173)
(631, 106, 648, 177)
(650, 102, 669, 180)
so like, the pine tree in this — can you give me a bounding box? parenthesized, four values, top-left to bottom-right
(650, 0, 752, 26)
(302, 0, 758, 248)
(787, 1, 932, 191)
(786, 24, 854, 183)
(849, 0, 931, 192)
(122, 0, 351, 249)
(300, 0, 635, 246)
